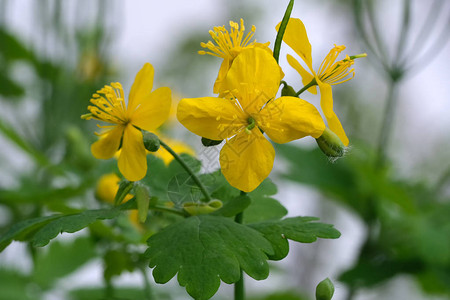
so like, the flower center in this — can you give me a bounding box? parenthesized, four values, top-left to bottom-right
(83, 82, 129, 125)
(245, 117, 256, 134)
(317, 45, 355, 85)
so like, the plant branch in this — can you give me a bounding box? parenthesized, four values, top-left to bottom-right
(159, 138, 212, 202)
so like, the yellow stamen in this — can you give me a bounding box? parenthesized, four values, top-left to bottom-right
(199, 19, 257, 60)
(317, 45, 357, 85)
(87, 82, 128, 125)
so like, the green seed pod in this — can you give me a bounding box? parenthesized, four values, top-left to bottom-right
(281, 82, 297, 97)
(135, 184, 150, 223)
(315, 127, 345, 158)
(183, 199, 223, 216)
(143, 131, 160, 152)
(316, 278, 335, 300)
(201, 137, 223, 147)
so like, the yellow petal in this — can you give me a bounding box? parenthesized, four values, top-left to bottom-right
(317, 81, 349, 146)
(287, 54, 317, 94)
(118, 124, 147, 181)
(127, 63, 154, 114)
(219, 129, 275, 192)
(222, 48, 281, 115)
(277, 18, 314, 72)
(256, 96, 325, 143)
(131, 86, 172, 131)
(91, 125, 124, 159)
(177, 97, 247, 140)
(213, 58, 231, 94)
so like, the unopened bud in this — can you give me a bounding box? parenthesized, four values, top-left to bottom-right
(201, 137, 223, 147)
(316, 278, 335, 300)
(143, 131, 160, 152)
(316, 127, 345, 159)
(183, 199, 223, 216)
(135, 184, 150, 222)
(281, 82, 297, 97)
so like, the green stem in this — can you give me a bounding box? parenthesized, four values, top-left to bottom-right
(159, 138, 212, 202)
(273, 0, 295, 63)
(151, 204, 188, 217)
(375, 79, 399, 168)
(295, 78, 317, 97)
(140, 267, 153, 300)
(234, 191, 246, 300)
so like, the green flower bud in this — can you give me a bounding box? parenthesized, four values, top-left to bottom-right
(183, 199, 223, 215)
(143, 131, 160, 152)
(281, 81, 297, 97)
(316, 127, 346, 159)
(316, 278, 335, 300)
(201, 137, 223, 147)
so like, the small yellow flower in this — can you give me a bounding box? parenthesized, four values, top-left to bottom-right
(277, 18, 366, 146)
(96, 173, 133, 204)
(82, 63, 172, 181)
(178, 48, 325, 192)
(199, 19, 271, 93)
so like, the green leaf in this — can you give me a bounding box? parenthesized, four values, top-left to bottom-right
(0, 268, 39, 300)
(0, 72, 25, 97)
(31, 208, 122, 247)
(32, 237, 96, 288)
(249, 217, 341, 260)
(103, 250, 135, 281)
(212, 194, 251, 217)
(0, 203, 133, 251)
(145, 215, 273, 300)
(245, 178, 287, 223)
(0, 215, 61, 252)
(244, 196, 288, 223)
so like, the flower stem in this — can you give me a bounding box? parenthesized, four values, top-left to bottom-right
(295, 78, 317, 96)
(375, 79, 399, 168)
(159, 138, 212, 202)
(234, 191, 246, 300)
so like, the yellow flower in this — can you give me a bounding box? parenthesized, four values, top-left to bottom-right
(277, 18, 366, 146)
(82, 63, 172, 181)
(95, 173, 133, 204)
(199, 19, 271, 93)
(177, 48, 325, 192)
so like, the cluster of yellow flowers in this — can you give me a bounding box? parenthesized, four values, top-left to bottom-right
(82, 17, 364, 194)
(178, 18, 363, 192)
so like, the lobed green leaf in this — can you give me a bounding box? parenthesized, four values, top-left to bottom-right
(249, 217, 341, 260)
(145, 215, 274, 300)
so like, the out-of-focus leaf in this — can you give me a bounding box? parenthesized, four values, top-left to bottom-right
(103, 249, 135, 281)
(32, 237, 96, 289)
(249, 217, 341, 260)
(69, 287, 171, 300)
(0, 28, 33, 61)
(0, 72, 25, 97)
(0, 119, 50, 168)
(0, 268, 40, 300)
(276, 144, 416, 218)
(145, 215, 273, 300)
